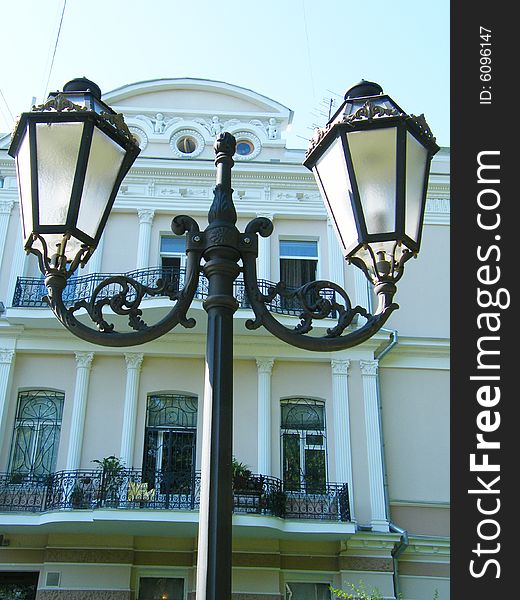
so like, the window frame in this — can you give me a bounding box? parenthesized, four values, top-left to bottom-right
(136, 569, 189, 600)
(280, 397, 328, 494)
(284, 581, 333, 600)
(279, 238, 320, 283)
(8, 388, 65, 478)
(159, 234, 187, 270)
(142, 392, 198, 496)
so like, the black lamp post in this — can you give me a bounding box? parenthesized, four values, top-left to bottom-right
(8, 78, 438, 600)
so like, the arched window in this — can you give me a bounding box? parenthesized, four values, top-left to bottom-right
(280, 398, 327, 493)
(8, 389, 64, 478)
(142, 393, 198, 495)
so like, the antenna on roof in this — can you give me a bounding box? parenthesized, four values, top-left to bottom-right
(309, 91, 341, 130)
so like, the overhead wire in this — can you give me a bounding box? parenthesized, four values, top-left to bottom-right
(0, 88, 15, 130)
(41, 0, 67, 103)
(299, 0, 318, 143)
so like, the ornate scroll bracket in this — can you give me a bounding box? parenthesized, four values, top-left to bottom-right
(241, 216, 399, 352)
(40, 217, 203, 347)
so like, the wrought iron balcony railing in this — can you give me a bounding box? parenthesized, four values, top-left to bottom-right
(0, 470, 350, 522)
(12, 266, 336, 317)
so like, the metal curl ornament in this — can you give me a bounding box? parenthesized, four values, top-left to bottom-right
(40, 232, 204, 347)
(240, 217, 399, 352)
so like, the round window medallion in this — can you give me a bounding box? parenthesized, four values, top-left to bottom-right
(236, 140, 254, 156)
(232, 131, 261, 161)
(170, 129, 205, 158)
(177, 136, 197, 154)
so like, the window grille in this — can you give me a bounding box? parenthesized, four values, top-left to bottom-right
(281, 398, 327, 493)
(142, 394, 198, 495)
(8, 390, 64, 478)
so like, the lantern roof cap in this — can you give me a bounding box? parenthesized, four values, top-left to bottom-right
(344, 80, 383, 100)
(62, 77, 102, 99)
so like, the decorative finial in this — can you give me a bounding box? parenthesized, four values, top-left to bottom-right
(214, 132, 236, 158)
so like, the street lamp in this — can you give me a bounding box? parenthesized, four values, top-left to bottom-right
(8, 78, 438, 600)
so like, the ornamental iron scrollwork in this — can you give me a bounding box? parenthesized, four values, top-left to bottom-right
(33, 132, 403, 351)
(38, 216, 203, 347)
(343, 100, 403, 123)
(241, 216, 399, 352)
(32, 93, 88, 113)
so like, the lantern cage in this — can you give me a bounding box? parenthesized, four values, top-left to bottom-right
(304, 80, 439, 283)
(8, 77, 140, 274)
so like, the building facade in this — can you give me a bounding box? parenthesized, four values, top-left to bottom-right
(0, 79, 450, 600)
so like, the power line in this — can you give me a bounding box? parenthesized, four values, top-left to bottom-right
(42, 0, 67, 102)
(301, 0, 317, 104)
(0, 87, 15, 128)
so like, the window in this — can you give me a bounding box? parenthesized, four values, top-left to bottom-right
(138, 577, 184, 600)
(0, 572, 39, 600)
(169, 129, 205, 158)
(236, 139, 254, 156)
(142, 394, 198, 495)
(8, 390, 64, 478)
(232, 131, 261, 161)
(176, 136, 197, 154)
(281, 398, 327, 493)
(160, 236, 186, 291)
(285, 583, 331, 600)
(279, 240, 318, 312)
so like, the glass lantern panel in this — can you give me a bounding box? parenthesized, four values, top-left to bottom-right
(313, 137, 358, 254)
(36, 122, 84, 226)
(76, 127, 125, 240)
(405, 131, 429, 244)
(14, 130, 34, 242)
(346, 127, 397, 235)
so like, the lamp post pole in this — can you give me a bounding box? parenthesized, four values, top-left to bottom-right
(197, 133, 240, 600)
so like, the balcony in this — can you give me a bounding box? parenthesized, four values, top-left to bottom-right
(12, 266, 336, 317)
(0, 470, 350, 522)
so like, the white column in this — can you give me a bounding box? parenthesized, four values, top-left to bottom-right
(6, 227, 27, 308)
(136, 209, 155, 269)
(0, 349, 15, 446)
(331, 359, 355, 520)
(0, 200, 14, 274)
(86, 232, 105, 275)
(120, 352, 144, 468)
(360, 359, 388, 531)
(327, 219, 345, 287)
(256, 357, 274, 475)
(256, 202, 273, 282)
(66, 352, 94, 471)
(354, 266, 371, 312)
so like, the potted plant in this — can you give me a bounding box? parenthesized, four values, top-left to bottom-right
(264, 486, 287, 518)
(232, 458, 263, 494)
(92, 455, 126, 507)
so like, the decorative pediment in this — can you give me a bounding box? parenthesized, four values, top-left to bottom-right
(104, 78, 292, 120)
(102, 79, 293, 159)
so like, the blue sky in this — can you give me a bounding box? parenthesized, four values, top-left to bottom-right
(0, 0, 449, 148)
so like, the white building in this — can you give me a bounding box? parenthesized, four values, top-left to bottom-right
(0, 78, 450, 600)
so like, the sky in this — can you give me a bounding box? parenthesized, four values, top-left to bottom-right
(0, 0, 449, 149)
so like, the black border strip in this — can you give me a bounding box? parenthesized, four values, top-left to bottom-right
(451, 4, 513, 597)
